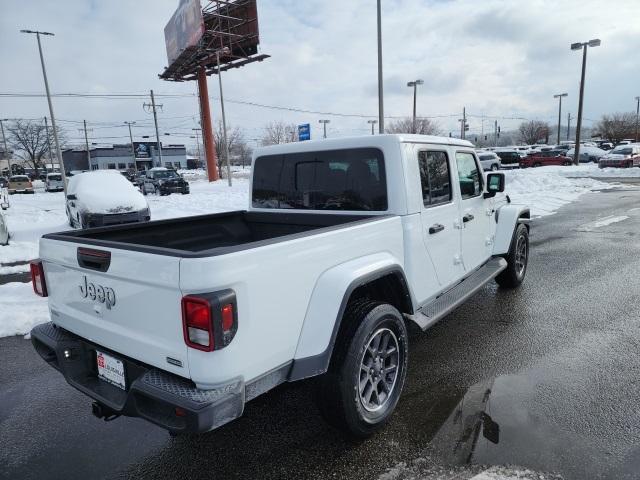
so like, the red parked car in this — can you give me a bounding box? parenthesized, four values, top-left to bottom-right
(520, 150, 573, 168)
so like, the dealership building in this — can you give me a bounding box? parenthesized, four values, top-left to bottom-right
(62, 142, 188, 172)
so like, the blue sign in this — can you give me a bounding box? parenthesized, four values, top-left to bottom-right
(298, 124, 311, 141)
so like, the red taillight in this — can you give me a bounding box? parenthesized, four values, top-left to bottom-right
(182, 296, 214, 351)
(181, 292, 238, 352)
(30, 260, 48, 297)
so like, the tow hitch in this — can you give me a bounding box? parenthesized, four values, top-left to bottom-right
(91, 402, 120, 422)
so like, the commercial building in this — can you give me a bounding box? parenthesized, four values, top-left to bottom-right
(62, 143, 188, 172)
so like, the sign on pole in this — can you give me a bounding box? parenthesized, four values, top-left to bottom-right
(298, 124, 311, 141)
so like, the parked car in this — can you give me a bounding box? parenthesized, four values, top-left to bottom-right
(8, 175, 34, 194)
(476, 151, 502, 171)
(65, 170, 150, 229)
(30, 134, 530, 437)
(44, 173, 65, 192)
(566, 146, 607, 163)
(598, 145, 640, 169)
(142, 167, 190, 195)
(0, 176, 8, 188)
(495, 150, 521, 168)
(520, 151, 572, 168)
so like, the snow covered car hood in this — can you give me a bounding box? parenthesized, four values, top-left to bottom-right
(68, 171, 148, 215)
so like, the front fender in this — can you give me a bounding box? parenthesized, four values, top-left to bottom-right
(289, 252, 409, 380)
(493, 204, 530, 255)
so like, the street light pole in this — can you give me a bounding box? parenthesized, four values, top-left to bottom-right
(567, 112, 572, 140)
(319, 119, 330, 138)
(43, 116, 54, 170)
(376, 0, 384, 134)
(571, 38, 600, 165)
(553, 93, 568, 144)
(124, 121, 136, 167)
(216, 49, 232, 187)
(0, 119, 11, 174)
(367, 119, 378, 135)
(407, 80, 424, 133)
(635, 96, 639, 143)
(21, 29, 67, 193)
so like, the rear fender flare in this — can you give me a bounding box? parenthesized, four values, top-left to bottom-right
(289, 253, 412, 381)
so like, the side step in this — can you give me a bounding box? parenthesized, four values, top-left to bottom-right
(406, 257, 507, 331)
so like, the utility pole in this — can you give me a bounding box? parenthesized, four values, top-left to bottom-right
(143, 90, 163, 167)
(571, 38, 601, 165)
(43, 117, 54, 170)
(367, 119, 378, 135)
(553, 93, 568, 145)
(81, 120, 92, 166)
(124, 121, 136, 167)
(463, 107, 466, 140)
(567, 113, 572, 141)
(21, 29, 67, 193)
(494, 120, 498, 147)
(635, 96, 639, 143)
(192, 128, 202, 166)
(319, 119, 330, 138)
(216, 49, 232, 187)
(376, 0, 384, 134)
(0, 119, 11, 174)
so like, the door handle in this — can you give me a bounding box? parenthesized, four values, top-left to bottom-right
(429, 223, 445, 234)
(463, 213, 474, 223)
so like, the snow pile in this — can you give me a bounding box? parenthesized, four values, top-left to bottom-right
(68, 170, 147, 214)
(555, 162, 640, 178)
(504, 167, 611, 217)
(0, 282, 49, 338)
(470, 466, 563, 480)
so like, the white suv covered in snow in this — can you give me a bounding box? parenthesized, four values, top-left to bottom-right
(30, 134, 530, 437)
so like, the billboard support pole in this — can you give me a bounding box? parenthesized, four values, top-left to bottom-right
(198, 67, 219, 182)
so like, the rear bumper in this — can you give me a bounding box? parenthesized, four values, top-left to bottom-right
(31, 322, 244, 434)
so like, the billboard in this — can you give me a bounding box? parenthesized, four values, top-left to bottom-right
(164, 0, 205, 66)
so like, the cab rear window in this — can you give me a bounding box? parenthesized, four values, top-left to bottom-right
(252, 148, 387, 211)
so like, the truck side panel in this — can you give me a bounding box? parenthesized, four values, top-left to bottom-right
(179, 215, 404, 388)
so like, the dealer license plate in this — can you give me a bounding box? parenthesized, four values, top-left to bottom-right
(96, 350, 126, 390)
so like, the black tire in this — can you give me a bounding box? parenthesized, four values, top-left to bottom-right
(316, 301, 408, 438)
(496, 223, 529, 288)
(491, 164, 499, 171)
(533, 162, 542, 168)
(562, 161, 571, 166)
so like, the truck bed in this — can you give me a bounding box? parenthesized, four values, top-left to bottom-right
(43, 210, 381, 257)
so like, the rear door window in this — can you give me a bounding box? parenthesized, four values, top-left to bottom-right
(418, 151, 452, 206)
(253, 148, 387, 211)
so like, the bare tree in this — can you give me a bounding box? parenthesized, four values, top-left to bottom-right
(213, 121, 252, 174)
(7, 119, 66, 172)
(594, 112, 636, 144)
(518, 120, 550, 145)
(260, 121, 298, 146)
(387, 117, 440, 135)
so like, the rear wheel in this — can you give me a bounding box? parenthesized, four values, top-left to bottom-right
(496, 223, 529, 288)
(562, 161, 571, 166)
(491, 164, 499, 171)
(533, 162, 542, 168)
(316, 301, 408, 438)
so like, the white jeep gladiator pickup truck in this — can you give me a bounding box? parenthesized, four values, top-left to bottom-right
(30, 134, 530, 437)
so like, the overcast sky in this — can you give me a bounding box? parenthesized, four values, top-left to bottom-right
(1, 0, 639, 148)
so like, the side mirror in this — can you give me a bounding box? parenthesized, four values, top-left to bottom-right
(484, 172, 505, 198)
(66, 194, 77, 201)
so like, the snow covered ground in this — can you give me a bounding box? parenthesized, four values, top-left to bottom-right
(0, 164, 634, 338)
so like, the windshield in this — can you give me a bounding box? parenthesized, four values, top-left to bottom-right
(611, 148, 632, 155)
(10, 176, 29, 182)
(479, 155, 494, 160)
(48, 174, 62, 181)
(153, 170, 179, 179)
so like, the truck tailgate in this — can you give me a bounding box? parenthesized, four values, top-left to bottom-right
(39, 238, 189, 378)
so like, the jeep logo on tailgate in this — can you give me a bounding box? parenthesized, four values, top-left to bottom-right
(80, 275, 116, 310)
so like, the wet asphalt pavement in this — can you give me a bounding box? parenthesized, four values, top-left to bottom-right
(2, 185, 640, 480)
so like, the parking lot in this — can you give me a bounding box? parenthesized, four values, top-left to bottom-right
(2, 182, 639, 480)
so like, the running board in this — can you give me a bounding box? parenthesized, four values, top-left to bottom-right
(406, 257, 507, 331)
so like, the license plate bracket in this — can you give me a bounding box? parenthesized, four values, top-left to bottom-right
(96, 350, 126, 390)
